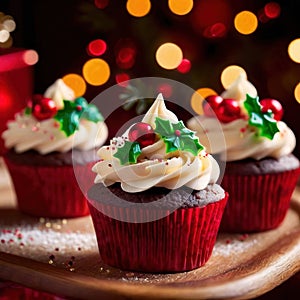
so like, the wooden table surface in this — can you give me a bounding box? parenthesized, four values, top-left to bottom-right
(1, 157, 300, 300)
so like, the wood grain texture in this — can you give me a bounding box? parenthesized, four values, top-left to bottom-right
(1, 158, 300, 300)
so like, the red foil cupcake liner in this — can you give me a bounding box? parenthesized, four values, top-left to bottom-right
(4, 158, 94, 218)
(88, 193, 228, 273)
(220, 168, 300, 233)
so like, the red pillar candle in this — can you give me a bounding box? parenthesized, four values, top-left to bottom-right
(0, 48, 38, 155)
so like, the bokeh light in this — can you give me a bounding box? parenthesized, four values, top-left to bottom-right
(221, 65, 247, 89)
(157, 83, 173, 98)
(189, 0, 232, 38)
(156, 43, 183, 70)
(82, 58, 110, 86)
(0, 29, 9, 43)
(288, 39, 300, 63)
(177, 58, 191, 73)
(87, 39, 107, 56)
(94, 0, 109, 9)
(190, 88, 217, 115)
(126, 0, 151, 18)
(294, 82, 300, 104)
(62, 73, 87, 97)
(23, 50, 39, 66)
(264, 2, 281, 19)
(234, 11, 258, 35)
(168, 0, 193, 16)
(115, 73, 130, 87)
(116, 47, 136, 69)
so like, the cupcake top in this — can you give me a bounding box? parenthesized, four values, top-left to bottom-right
(187, 75, 296, 161)
(92, 93, 220, 193)
(2, 79, 108, 154)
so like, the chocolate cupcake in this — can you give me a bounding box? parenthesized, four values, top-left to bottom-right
(87, 93, 228, 273)
(187, 74, 300, 232)
(2, 79, 108, 218)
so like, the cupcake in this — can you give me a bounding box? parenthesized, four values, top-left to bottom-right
(187, 74, 300, 233)
(2, 79, 108, 218)
(87, 93, 228, 273)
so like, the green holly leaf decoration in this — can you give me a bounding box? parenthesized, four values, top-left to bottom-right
(54, 97, 103, 136)
(113, 140, 142, 165)
(244, 94, 279, 140)
(154, 117, 204, 155)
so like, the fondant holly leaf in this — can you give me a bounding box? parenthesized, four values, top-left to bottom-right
(154, 117, 204, 155)
(54, 98, 103, 136)
(244, 94, 279, 140)
(113, 140, 142, 165)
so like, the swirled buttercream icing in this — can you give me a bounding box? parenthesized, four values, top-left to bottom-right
(187, 75, 296, 161)
(92, 93, 220, 193)
(2, 79, 108, 154)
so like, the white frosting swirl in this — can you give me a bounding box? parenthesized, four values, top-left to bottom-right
(44, 79, 75, 109)
(92, 94, 220, 193)
(2, 79, 108, 154)
(187, 76, 296, 161)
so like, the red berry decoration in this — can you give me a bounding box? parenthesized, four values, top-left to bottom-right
(260, 98, 283, 121)
(203, 95, 242, 123)
(32, 95, 57, 121)
(216, 98, 242, 123)
(202, 95, 223, 117)
(128, 122, 156, 148)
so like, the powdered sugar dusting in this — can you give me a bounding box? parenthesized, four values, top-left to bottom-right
(213, 236, 258, 257)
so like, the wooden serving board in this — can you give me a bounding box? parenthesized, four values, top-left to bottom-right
(1, 158, 300, 300)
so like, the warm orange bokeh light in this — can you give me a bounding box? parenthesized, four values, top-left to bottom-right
(126, 0, 151, 17)
(190, 88, 217, 115)
(234, 11, 258, 35)
(288, 39, 300, 63)
(62, 73, 87, 97)
(156, 43, 183, 70)
(168, 0, 193, 16)
(82, 58, 110, 86)
(221, 65, 247, 89)
(294, 82, 300, 104)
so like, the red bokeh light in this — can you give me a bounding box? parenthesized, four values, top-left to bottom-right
(177, 58, 191, 73)
(157, 83, 173, 98)
(264, 2, 281, 19)
(189, 0, 232, 38)
(203, 23, 227, 38)
(87, 39, 107, 56)
(94, 0, 109, 9)
(115, 73, 130, 87)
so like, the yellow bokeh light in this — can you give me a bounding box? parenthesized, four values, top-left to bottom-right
(294, 82, 300, 104)
(62, 73, 87, 97)
(82, 58, 110, 86)
(221, 65, 247, 89)
(126, 0, 151, 17)
(191, 88, 217, 115)
(288, 39, 300, 63)
(156, 43, 183, 70)
(234, 11, 258, 35)
(168, 0, 193, 16)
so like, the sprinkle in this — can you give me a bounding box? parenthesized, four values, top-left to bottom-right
(55, 247, 59, 251)
(49, 254, 55, 260)
(77, 247, 81, 251)
(39, 217, 45, 223)
(108, 163, 112, 167)
(1, 239, 5, 244)
(62, 219, 68, 225)
(106, 147, 110, 150)
(45, 222, 52, 228)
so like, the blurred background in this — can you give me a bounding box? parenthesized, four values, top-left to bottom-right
(0, 0, 299, 157)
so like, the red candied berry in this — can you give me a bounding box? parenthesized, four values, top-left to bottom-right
(128, 122, 156, 148)
(32, 95, 57, 121)
(260, 98, 283, 121)
(202, 95, 223, 117)
(216, 98, 242, 123)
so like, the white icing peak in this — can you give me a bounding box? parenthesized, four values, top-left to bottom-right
(92, 94, 220, 193)
(221, 74, 257, 102)
(44, 79, 75, 109)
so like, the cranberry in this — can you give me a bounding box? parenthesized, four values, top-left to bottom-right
(260, 98, 283, 121)
(32, 96, 57, 121)
(128, 122, 156, 148)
